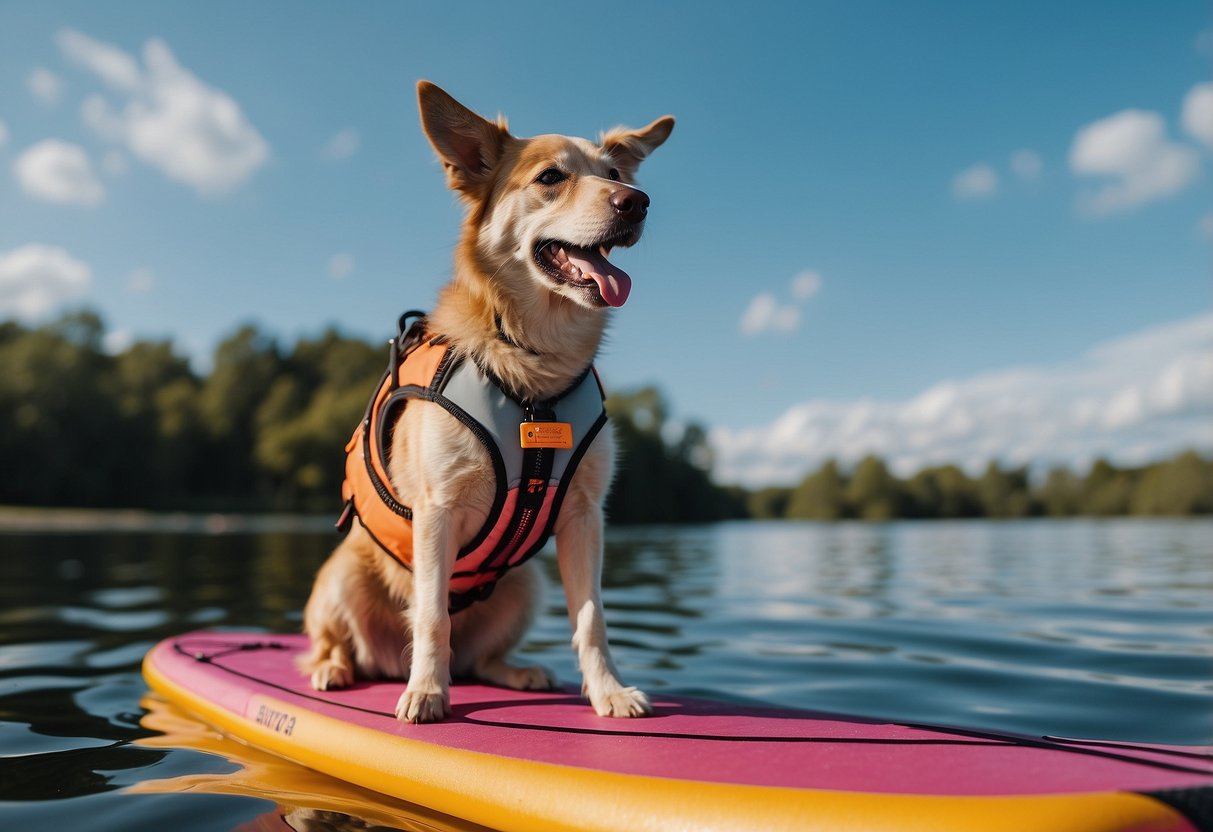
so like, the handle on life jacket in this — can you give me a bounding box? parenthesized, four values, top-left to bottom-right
(387, 310, 431, 392)
(397, 310, 426, 339)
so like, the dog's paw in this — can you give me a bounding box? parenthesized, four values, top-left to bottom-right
(472, 658, 558, 691)
(510, 664, 558, 691)
(588, 685, 652, 718)
(395, 687, 450, 724)
(309, 661, 353, 691)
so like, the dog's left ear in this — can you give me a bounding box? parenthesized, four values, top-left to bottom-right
(600, 116, 675, 179)
(417, 81, 511, 199)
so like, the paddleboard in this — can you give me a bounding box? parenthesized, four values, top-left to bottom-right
(143, 631, 1212, 832)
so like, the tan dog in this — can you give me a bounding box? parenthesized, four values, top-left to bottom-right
(299, 81, 673, 723)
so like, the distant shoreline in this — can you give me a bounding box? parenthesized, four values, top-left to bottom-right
(0, 506, 338, 534)
(2, 506, 1208, 535)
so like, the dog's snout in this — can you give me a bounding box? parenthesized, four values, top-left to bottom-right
(609, 186, 650, 224)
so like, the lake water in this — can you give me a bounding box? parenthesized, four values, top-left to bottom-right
(1, 518, 1210, 831)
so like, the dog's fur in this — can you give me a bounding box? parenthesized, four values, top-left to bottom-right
(298, 82, 673, 723)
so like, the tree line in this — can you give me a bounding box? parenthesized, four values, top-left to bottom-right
(748, 452, 1213, 521)
(1, 312, 1209, 522)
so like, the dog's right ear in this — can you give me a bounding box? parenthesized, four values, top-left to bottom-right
(417, 81, 510, 199)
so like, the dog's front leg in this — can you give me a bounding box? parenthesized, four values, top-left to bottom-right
(396, 503, 456, 723)
(556, 500, 651, 718)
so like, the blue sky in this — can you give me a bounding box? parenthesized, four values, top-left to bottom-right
(1, 1, 1210, 486)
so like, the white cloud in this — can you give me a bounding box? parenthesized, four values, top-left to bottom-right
(322, 128, 361, 160)
(712, 313, 1213, 487)
(57, 29, 141, 92)
(28, 67, 64, 106)
(951, 163, 999, 200)
(1181, 82, 1213, 150)
(327, 253, 355, 279)
(101, 149, 128, 176)
(0, 244, 92, 319)
(127, 267, 154, 293)
(741, 292, 799, 336)
(741, 271, 825, 336)
(80, 94, 125, 141)
(59, 29, 269, 196)
(13, 139, 104, 206)
(1010, 149, 1042, 180)
(791, 270, 822, 301)
(1068, 109, 1200, 214)
(0, 120, 8, 149)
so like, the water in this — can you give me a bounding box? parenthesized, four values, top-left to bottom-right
(1, 519, 1210, 830)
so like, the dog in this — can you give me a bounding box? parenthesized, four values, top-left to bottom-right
(298, 81, 674, 724)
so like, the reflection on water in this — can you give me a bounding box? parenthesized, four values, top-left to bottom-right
(0, 519, 1210, 830)
(133, 695, 490, 832)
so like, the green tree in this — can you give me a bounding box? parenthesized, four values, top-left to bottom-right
(747, 486, 792, 519)
(253, 329, 383, 510)
(604, 387, 745, 524)
(111, 339, 202, 504)
(905, 464, 979, 518)
(1037, 466, 1082, 517)
(606, 388, 678, 523)
(0, 312, 126, 505)
(977, 462, 1032, 518)
(1081, 458, 1133, 516)
(787, 459, 847, 519)
(1130, 452, 1213, 515)
(197, 325, 283, 502)
(666, 420, 746, 522)
(845, 455, 903, 520)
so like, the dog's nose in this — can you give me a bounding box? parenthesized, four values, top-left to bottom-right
(609, 186, 650, 224)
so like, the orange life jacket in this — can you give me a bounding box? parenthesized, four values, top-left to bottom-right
(338, 312, 608, 613)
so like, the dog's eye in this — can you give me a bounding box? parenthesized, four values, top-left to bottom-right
(536, 168, 566, 186)
(608, 168, 620, 181)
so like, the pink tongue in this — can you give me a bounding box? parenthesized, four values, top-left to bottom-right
(566, 247, 632, 307)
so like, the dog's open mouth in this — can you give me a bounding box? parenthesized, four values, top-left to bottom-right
(534, 237, 633, 308)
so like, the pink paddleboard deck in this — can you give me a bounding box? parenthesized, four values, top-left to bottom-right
(144, 631, 1212, 832)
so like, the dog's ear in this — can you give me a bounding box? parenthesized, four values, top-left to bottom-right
(600, 116, 675, 179)
(417, 81, 511, 198)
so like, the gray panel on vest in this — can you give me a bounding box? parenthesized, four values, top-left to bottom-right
(550, 369, 607, 478)
(439, 361, 603, 490)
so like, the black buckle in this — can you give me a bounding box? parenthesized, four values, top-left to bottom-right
(448, 581, 497, 613)
(523, 401, 556, 422)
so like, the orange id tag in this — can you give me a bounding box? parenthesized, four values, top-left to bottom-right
(520, 421, 573, 449)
